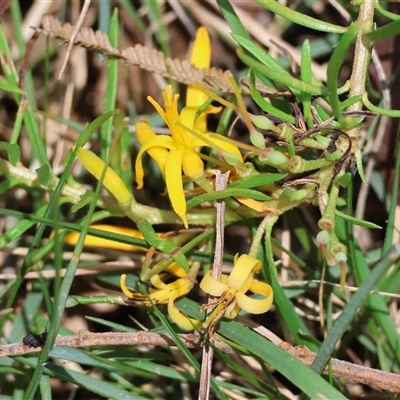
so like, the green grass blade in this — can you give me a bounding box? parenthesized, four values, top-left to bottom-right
(101, 9, 119, 158)
(311, 240, 400, 373)
(219, 320, 347, 399)
(326, 23, 358, 124)
(254, 0, 347, 33)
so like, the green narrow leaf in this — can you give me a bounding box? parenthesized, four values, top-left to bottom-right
(100, 9, 119, 158)
(216, 0, 250, 40)
(299, 39, 313, 127)
(365, 18, 400, 42)
(254, 0, 347, 33)
(335, 210, 382, 229)
(0, 79, 23, 93)
(326, 23, 358, 124)
(227, 173, 286, 189)
(219, 320, 347, 399)
(237, 49, 327, 96)
(0, 142, 20, 165)
(248, 71, 296, 123)
(363, 93, 400, 118)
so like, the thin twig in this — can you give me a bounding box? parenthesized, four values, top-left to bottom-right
(280, 342, 400, 394)
(58, 0, 91, 80)
(199, 170, 230, 400)
(2, 330, 399, 393)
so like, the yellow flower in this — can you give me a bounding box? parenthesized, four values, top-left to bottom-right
(120, 263, 201, 331)
(135, 27, 243, 229)
(200, 254, 273, 334)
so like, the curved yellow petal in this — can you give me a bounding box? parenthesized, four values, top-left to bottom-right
(135, 135, 175, 188)
(165, 262, 188, 278)
(182, 151, 204, 178)
(164, 149, 188, 228)
(224, 301, 240, 319)
(150, 273, 173, 290)
(136, 120, 169, 171)
(228, 254, 261, 290)
(120, 274, 135, 298)
(168, 295, 202, 331)
(199, 271, 228, 296)
(76, 147, 132, 206)
(236, 281, 273, 314)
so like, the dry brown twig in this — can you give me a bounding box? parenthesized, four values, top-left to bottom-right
(1, 331, 399, 393)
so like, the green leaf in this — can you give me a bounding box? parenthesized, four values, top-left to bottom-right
(254, 0, 347, 33)
(78, 110, 118, 148)
(299, 39, 313, 127)
(219, 320, 347, 399)
(0, 142, 20, 165)
(36, 165, 52, 186)
(363, 93, 400, 118)
(237, 49, 327, 96)
(227, 173, 286, 189)
(248, 71, 296, 123)
(313, 219, 400, 373)
(327, 23, 358, 124)
(186, 188, 270, 210)
(0, 78, 23, 93)
(365, 18, 400, 42)
(137, 219, 189, 278)
(100, 9, 119, 158)
(335, 210, 382, 229)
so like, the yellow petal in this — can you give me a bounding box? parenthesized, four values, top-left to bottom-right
(135, 135, 175, 188)
(187, 27, 211, 108)
(199, 271, 228, 296)
(203, 133, 243, 165)
(135, 120, 169, 172)
(76, 147, 132, 206)
(235, 197, 277, 213)
(224, 301, 241, 319)
(164, 149, 188, 228)
(181, 151, 204, 178)
(165, 262, 188, 278)
(63, 225, 147, 252)
(236, 281, 273, 314)
(120, 274, 136, 298)
(168, 295, 202, 330)
(228, 254, 261, 291)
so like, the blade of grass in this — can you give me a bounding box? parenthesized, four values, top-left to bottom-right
(311, 235, 400, 373)
(254, 0, 347, 33)
(101, 9, 118, 158)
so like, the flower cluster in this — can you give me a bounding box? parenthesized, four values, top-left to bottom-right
(72, 26, 274, 333)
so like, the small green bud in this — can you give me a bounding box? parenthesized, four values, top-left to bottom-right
(316, 230, 330, 246)
(282, 187, 308, 201)
(250, 129, 266, 149)
(259, 150, 289, 168)
(335, 251, 347, 264)
(249, 114, 277, 132)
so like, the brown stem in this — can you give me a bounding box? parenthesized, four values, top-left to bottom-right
(3, 330, 399, 393)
